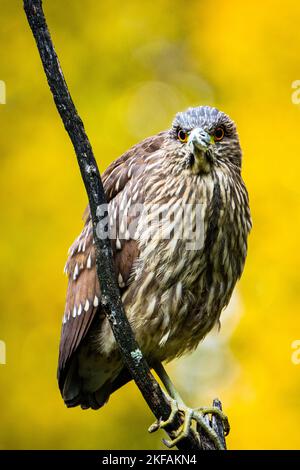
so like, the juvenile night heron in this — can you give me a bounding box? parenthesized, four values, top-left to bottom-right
(58, 105, 251, 448)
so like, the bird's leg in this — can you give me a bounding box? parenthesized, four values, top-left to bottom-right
(148, 361, 229, 449)
(154, 361, 185, 404)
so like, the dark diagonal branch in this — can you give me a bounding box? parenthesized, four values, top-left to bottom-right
(23, 0, 226, 451)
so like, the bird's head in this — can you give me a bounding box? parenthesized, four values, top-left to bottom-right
(169, 106, 242, 175)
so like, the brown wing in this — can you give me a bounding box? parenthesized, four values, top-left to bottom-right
(58, 132, 166, 386)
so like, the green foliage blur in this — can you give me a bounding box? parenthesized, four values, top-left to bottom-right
(0, 0, 300, 449)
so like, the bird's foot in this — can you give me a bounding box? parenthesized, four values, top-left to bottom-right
(148, 399, 229, 450)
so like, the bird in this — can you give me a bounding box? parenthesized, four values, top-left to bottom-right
(58, 105, 251, 448)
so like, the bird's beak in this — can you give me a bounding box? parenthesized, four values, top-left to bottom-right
(187, 128, 212, 174)
(188, 127, 211, 152)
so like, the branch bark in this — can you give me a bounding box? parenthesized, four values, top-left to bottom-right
(23, 0, 226, 451)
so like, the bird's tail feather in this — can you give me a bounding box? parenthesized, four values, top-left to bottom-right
(61, 360, 133, 410)
(61, 358, 111, 410)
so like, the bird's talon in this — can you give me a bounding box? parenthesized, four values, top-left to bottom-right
(160, 398, 180, 429)
(197, 406, 230, 436)
(148, 419, 161, 433)
(149, 398, 180, 433)
(162, 438, 175, 449)
(148, 388, 228, 449)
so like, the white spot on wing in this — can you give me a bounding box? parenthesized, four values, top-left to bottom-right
(118, 273, 125, 288)
(116, 237, 121, 250)
(73, 263, 79, 280)
(125, 230, 130, 240)
(84, 299, 90, 312)
(87, 254, 92, 269)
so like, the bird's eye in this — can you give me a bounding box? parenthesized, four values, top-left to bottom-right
(214, 127, 225, 141)
(177, 129, 188, 143)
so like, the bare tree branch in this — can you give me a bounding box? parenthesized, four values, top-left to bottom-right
(23, 0, 226, 451)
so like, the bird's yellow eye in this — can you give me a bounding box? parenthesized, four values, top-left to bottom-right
(178, 129, 188, 143)
(214, 127, 225, 141)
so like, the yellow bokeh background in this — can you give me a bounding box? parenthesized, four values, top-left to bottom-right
(0, 0, 300, 449)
